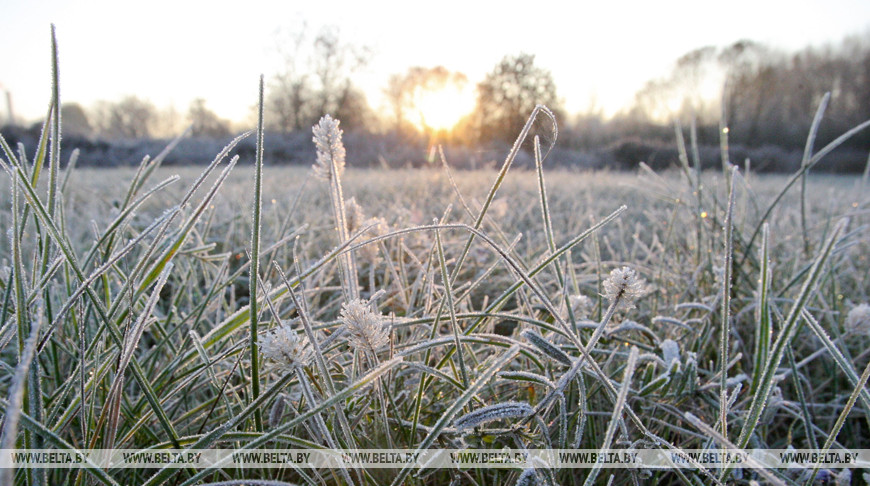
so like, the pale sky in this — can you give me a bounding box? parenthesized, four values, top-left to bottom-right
(2, 0, 869, 126)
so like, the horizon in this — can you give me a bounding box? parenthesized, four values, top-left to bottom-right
(2, 0, 870, 129)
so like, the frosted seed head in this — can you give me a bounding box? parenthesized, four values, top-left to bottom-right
(603, 266, 647, 311)
(516, 467, 540, 486)
(835, 469, 851, 486)
(364, 216, 389, 237)
(345, 197, 365, 234)
(340, 298, 390, 353)
(311, 114, 346, 181)
(659, 339, 680, 369)
(260, 323, 313, 372)
(569, 294, 593, 319)
(764, 386, 784, 415)
(343, 198, 388, 261)
(845, 304, 870, 334)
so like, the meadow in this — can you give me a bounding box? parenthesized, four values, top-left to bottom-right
(1, 36, 870, 486)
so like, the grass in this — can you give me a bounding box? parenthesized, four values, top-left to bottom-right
(1, 28, 870, 486)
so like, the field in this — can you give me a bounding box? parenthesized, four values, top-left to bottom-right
(1, 30, 870, 483)
(1, 98, 869, 486)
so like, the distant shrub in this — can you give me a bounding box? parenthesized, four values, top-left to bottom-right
(3, 123, 866, 173)
(602, 137, 679, 170)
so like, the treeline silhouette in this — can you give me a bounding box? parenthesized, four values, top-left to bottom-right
(2, 30, 869, 173)
(560, 34, 870, 172)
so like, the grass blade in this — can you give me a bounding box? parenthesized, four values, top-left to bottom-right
(391, 346, 520, 486)
(732, 218, 848, 478)
(249, 75, 266, 432)
(583, 346, 638, 486)
(718, 166, 738, 435)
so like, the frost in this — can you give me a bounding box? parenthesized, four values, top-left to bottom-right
(453, 401, 533, 431)
(260, 323, 313, 372)
(340, 298, 390, 353)
(660, 339, 680, 369)
(311, 115, 345, 181)
(845, 303, 870, 334)
(603, 266, 647, 310)
(521, 329, 572, 365)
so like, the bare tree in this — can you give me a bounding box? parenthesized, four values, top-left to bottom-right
(60, 103, 92, 137)
(267, 24, 372, 132)
(267, 22, 312, 133)
(92, 95, 157, 139)
(188, 98, 230, 138)
(623, 33, 870, 151)
(268, 74, 311, 132)
(332, 85, 374, 131)
(310, 26, 372, 128)
(156, 104, 183, 139)
(474, 53, 563, 143)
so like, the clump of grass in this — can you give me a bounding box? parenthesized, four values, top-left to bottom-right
(1, 26, 869, 486)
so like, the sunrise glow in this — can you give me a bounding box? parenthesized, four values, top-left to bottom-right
(410, 83, 476, 132)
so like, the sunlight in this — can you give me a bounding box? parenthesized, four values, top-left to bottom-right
(411, 83, 475, 132)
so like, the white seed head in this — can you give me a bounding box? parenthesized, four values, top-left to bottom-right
(516, 468, 540, 486)
(260, 323, 313, 372)
(345, 197, 365, 234)
(361, 216, 390, 253)
(768, 385, 784, 409)
(368, 217, 389, 236)
(343, 198, 388, 261)
(845, 303, 870, 334)
(569, 294, 593, 319)
(340, 298, 390, 353)
(660, 339, 680, 370)
(836, 469, 851, 486)
(312, 114, 346, 181)
(603, 266, 647, 310)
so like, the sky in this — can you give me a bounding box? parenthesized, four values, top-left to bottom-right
(2, 0, 869, 127)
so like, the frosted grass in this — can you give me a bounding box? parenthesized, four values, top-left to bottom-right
(1, 26, 869, 486)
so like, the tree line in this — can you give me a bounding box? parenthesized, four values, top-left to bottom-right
(602, 33, 870, 151)
(3, 27, 869, 171)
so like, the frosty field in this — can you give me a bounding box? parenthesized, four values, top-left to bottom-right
(2, 27, 870, 485)
(1, 112, 869, 486)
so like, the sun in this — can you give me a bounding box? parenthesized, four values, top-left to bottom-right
(411, 83, 475, 132)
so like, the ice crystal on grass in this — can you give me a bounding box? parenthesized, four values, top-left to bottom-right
(340, 298, 390, 353)
(268, 395, 287, 427)
(521, 329, 572, 365)
(260, 323, 313, 372)
(453, 401, 534, 431)
(312, 114, 345, 181)
(603, 266, 647, 311)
